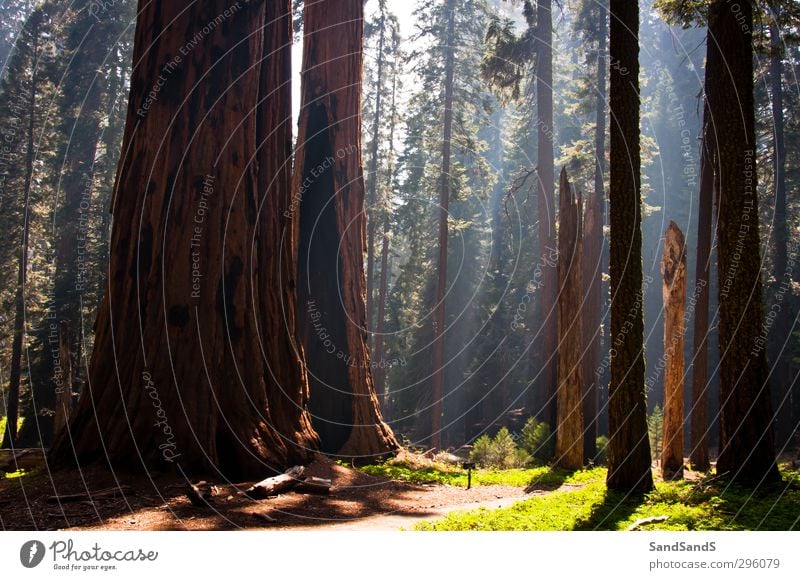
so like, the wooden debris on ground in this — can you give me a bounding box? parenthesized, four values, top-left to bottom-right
(627, 515, 669, 531)
(244, 466, 306, 499)
(243, 466, 334, 499)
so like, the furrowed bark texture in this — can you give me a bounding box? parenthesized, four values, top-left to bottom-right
(49, 0, 318, 478)
(606, 0, 654, 493)
(661, 221, 686, 480)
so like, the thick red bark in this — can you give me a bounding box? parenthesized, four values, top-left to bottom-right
(49, 0, 318, 477)
(661, 222, 686, 480)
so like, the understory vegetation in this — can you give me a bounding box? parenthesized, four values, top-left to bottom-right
(414, 465, 800, 531)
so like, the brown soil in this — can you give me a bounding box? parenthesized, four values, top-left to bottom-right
(0, 455, 531, 531)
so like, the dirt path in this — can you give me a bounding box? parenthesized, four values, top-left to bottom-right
(0, 456, 541, 531)
(288, 494, 529, 531)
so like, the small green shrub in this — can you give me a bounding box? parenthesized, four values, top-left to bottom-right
(519, 418, 554, 465)
(469, 434, 493, 467)
(469, 427, 529, 469)
(648, 405, 664, 460)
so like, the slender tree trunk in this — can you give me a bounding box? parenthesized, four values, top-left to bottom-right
(661, 222, 686, 480)
(430, 0, 456, 451)
(49, 0, 318, 477)
(2, 29, 37, 449)
(768, 17, 791, 446)
(374, 71, 398, 409)
(365, 3, 387, 340)
(709, 0, 779, 485)
(689, 100, 715, 472)
(555, 168, 584, 470)
(606, 0, 653, 493)
(294, 0, 398, 458)
(582, 0, 607, 461)
(53, 321, 73, 438)
(535, 0, 557, 429)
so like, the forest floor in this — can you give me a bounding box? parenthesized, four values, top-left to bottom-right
(0, 454, 551, 531)
(2, 452, 798, 531)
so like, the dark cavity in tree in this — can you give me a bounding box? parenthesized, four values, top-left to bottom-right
(297, 103, 354, 454)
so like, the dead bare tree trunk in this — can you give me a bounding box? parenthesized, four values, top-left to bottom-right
(294, 0, 398, 458)
(555, 169, 584, 470)
(661, 222, 686, 480)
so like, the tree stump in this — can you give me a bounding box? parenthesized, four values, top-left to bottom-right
(554, 168, 584, 470)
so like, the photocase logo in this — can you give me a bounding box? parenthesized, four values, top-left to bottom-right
(19, 540, 45, 568)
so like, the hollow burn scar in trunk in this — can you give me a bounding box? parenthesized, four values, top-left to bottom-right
(297, 104, 354, 454)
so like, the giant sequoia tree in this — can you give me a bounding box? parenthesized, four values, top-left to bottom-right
(50, 0, 318, 477)
(294, 0, 398, 458)
(708, 0, 779, 485)
(606, 0, 653, 493)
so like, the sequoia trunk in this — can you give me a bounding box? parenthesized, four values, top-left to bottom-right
(49, 0, 318, 477)
(294, 0, 398, 458)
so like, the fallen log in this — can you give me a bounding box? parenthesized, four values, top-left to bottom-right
(627, 515, 669, 531)
(46, 485, 134, 504)
(244, 466, 305, 499)
(294, 476, 332, 495)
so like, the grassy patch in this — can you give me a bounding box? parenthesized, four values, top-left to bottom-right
(360, 461, 563, 488)
(415, 467, 800, 531)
